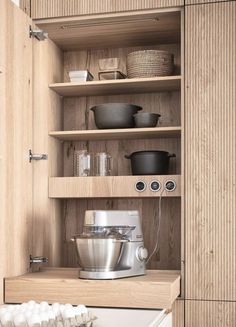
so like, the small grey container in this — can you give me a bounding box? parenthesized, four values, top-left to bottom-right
(133, 112, 161, 128)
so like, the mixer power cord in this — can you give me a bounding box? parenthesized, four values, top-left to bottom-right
(145, 188, 164, 264)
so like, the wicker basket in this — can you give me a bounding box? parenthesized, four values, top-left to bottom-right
(126, 50, 174, 78)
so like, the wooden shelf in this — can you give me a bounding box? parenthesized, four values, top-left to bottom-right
(5, 268, 180, 309)
(49, 76, 181, 97)
(49, 126, 181, 141)
(49, 175, 181, 198)
(35, 10, 181, 50)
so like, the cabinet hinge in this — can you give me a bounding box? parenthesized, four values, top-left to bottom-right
(29, 149, 48, 162)
(29, 25, 48, 41)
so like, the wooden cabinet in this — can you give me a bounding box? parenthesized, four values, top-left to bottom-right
(1, 1, 183, 312)
(185, 301, 236, 327)
(29, 0, 184, 19)
(185, 1, 236, 302)
(186, 0, 228, 4)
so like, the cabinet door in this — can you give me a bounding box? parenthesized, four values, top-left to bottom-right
(185, 300, 236, 327)
(30, 0, 184, 19)
(186, 0, 228, 4)
(0, 0, 33, 303)
(185, 2, 236, 302)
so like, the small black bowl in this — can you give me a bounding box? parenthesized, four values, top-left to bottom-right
(133, 112, 161, 128)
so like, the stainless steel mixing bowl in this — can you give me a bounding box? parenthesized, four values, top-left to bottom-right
(71, 235, 127, 272)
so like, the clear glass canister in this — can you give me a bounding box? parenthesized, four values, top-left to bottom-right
(73, 150, 93, 176)
(94, 152, 112, 176)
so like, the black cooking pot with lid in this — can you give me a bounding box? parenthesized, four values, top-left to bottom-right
(125, 150, 176, 175)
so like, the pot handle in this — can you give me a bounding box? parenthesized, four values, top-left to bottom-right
(124, 154, 131, 159)
(168, 153, 176, 158)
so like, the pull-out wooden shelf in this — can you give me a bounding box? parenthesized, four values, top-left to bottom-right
(49, 76, 181, 97)
(5, 268, 180, 309)
(49, 175, 181, 198)
(49, 126, 181, 141)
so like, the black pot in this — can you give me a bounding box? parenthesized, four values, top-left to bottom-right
(125, 150, 176, 175)
(133, 112, 161, 128)
(90, 103, 142, 129)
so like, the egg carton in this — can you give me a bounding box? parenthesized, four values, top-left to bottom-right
(0, 302, 97, 327)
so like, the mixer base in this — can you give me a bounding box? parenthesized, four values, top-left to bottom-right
(79, 268, 145, 280)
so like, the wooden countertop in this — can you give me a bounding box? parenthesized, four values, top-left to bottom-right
(5, 268, 180, 309)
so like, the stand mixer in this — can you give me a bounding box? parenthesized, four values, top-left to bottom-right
(72, 210, 148, 279)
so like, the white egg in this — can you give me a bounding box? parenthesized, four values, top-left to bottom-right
(28, 314, 41, 327)
(63, 309, 75, 319)
(52, 306, 60, 317)
(65, 304, 73, 309)
(1, 312, 13, 324)
(0, 308, 8, 317)
(77, 305, 87, 314)
(48, 310, 55, 320)
(59, 305, 65, 314)
(73, 307, 82, 316)
(27, 301, 36, 306)
(13, 314, 26, 326)
(40, 312, 49, 322)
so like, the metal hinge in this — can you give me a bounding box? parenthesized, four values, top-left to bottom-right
(30, 255, 48, 265)
(29, 149, 48, 162)
(29, 26, 48, 41)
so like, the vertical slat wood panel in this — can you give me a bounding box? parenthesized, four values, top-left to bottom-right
(32, 33, 64, 266)
(20, 0, 30, 15)
(186, 0, 228, 4)
(185, 3, 236, 300)
(185, 300, 236, 327)
(31, 0, 183, 19)
(0, 0, 33, 303)
(172, 300, 184, 327)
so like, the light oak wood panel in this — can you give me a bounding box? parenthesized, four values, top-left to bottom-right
(172, 300, 184, 327)
(49, 175, 181, 198)
(31, 1, 183, 19)
(33, 10, 181, 49)
(0, 0, 33, 303)
(5, 268, 180, 309)
(185, 300, 236, 327)
(50, 76, 181, 97)
(20, 0, 30, 15)
(186, 0, 228, 4)
(185, 3, 236, 300)
(32, 33, 64, 266)
(50, 127, 181, 141)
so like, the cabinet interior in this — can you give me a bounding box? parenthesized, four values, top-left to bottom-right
(47, 9, 183, 272)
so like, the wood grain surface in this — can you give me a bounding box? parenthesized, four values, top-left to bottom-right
(172, 300, 184, 327)
(186, 0, 228, 4)
(20, 0, 30, 15)
(185, 2, 236, 301)
(31, 0, 184, 19)
(33, 10, 181, 50)
(49, 76, 181, 97)
(32, 29, 64, 266)
(5, 268, 180, 309)
(185, 300, 236, 327)
(0, 0, 33, 304)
